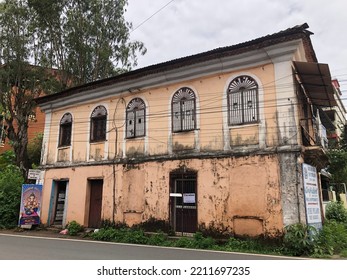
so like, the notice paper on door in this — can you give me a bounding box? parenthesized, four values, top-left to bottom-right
(183, 193, 195, 203)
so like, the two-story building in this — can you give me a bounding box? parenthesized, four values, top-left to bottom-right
(35, 23, 336, 237)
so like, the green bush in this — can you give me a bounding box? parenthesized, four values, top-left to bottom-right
(119, 229, 149, 244)
(91, 227, 149, 244)
(0, 151, 15, 171)
(282, 223, 317, 256)
(27, 133, 43, 168)
(67, 220, 84, 236)
(91, 228, 118, 241)
(174, 237, 194, 248)
(316, 220, 347, 255)
(325, 201, 347, 224)
(133, 217, 172, 234)
(192, 232, 216, 249)
(0, 165, 24, 228)
(173, 232, 216, 249)
(100, 219, 128, 230)
(147, 232, 171, 246)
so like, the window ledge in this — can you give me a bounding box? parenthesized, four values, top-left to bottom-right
(57, 145, 71, 150)
(125, 135, 146, 140)
(90, 140, 107, 144)
(229, 122, 260, 129)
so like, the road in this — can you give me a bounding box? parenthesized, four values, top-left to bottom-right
(0, 233, 298, 260)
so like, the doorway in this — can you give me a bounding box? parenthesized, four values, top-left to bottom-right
(170, 169, 197, 233)
(52, 181, 68, 226)
(88, 179, 103, 228)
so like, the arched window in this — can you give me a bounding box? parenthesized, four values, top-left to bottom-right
(227, 75, 259, 125)
(90, 105, 107, 142)
(172, 87, 196, 132)
(59, 113, 72, 147)
(126, 98, 146, 138)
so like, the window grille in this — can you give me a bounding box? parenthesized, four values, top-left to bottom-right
(172, 87, 196, 132)
(59, 113, 72, 147)
(227, 76, 259, 125)
(90, 105, 107, 142)
(126, 98, 146, 138)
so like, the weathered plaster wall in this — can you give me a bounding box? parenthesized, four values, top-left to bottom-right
(279, 153, 306, 225)
(43, 63, 281, 165)
(42, 154, 285, 237)
(41, 166, 114, 226)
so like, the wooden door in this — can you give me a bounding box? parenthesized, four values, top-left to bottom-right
(88, 180, 103, 228)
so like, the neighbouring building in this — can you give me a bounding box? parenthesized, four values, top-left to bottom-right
(322, 79, 347, 147)
(35, 23, 338, 237)
(0, 106, 44, 151)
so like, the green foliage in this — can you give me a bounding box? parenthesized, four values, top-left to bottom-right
(91, 227, 149, 244)
(100, 219, 129, 230)
(90, 228, 118, 241)
(28, 0, 146, 86)
(325, 201, 347, 223)
(0, 150, 15, 171)
(120, 229, 148, 244)
(224, 236, 283, 255)
(192, 232, 216, 249)
(147, 232, 171, 247)
(327, 149, 347, 186)
(132, 217, 173, 234)
(340, 249, 347, 258)
(66, 220, 84, 236)
(27, 133, 43, 168)
(90, 218, 347, 258)
(173, 232, 216, 249)
(316, 221, 347, 255)
(174, 237, 194, 248)
(0, 165, 24, 228)
(282, 223, 318, 256)
(1, 0, 146, 175)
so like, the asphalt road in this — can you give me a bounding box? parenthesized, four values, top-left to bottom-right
(0, 233, 298, 260)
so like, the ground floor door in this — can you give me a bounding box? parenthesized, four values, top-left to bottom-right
(52, 181, 67, 226)
(170, 170, 197, 233)
(88, 179, 103, 228)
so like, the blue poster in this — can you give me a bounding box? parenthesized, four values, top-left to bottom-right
(19, 184, 43, 226)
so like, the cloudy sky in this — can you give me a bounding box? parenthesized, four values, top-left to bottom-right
(126, 0, 347, 98)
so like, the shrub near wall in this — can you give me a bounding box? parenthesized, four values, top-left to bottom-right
(0, 165, 24, 228)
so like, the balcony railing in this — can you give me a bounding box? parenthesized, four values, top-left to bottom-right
(300, 118, 328, 149)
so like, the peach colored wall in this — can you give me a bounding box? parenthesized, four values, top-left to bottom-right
(41, 154, 282, 236)
(40, 62, 296, 236)
(41, 166, 114, 225)
(44, 64, 277, 163)
(230, 125, 259, 146)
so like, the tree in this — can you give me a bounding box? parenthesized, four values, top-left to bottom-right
(0, 0, 42, 177)
(0, 0, 146, 177)
(27, 132, 43, 168)
(327, 149, 347, 186)
(29, 0, 146, 86)
(0, 164, 24, 228)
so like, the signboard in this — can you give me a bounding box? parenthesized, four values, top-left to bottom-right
(18, 184, 43, 226)
(183, 193, 196, 204)
(28, 169, 42, 180)
(302, 163, 322, 230)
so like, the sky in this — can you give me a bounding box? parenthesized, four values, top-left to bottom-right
(125, 0, 347, 99)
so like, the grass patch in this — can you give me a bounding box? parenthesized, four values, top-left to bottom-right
(89, 216, 347, 259)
